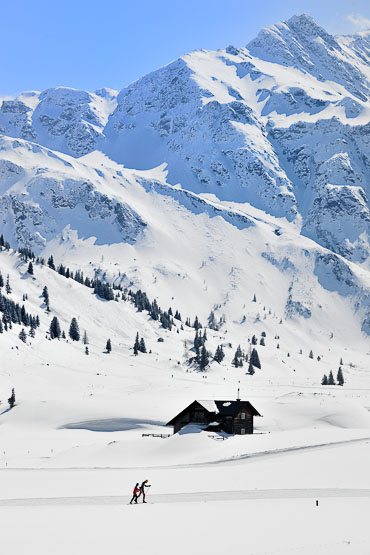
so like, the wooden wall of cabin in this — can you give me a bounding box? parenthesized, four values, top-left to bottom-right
(232, 411, 253, 434)
(173, 407, 209, 433)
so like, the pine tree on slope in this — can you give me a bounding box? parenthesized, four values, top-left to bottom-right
(139, 337, 147, 353)
(251, 348, 261, 369)
(69, 318, 80, 341)
(50, 316, 61, 339)
(106, 338, 112, 353)
(133, 332, 140, 355)
(199, 345, 209, 371)
(247, 359, 255, 375)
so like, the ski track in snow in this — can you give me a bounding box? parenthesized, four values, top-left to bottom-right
(0, 434, 368, 471)
(1, 488, 369, 507)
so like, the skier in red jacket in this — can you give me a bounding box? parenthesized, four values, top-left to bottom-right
(130, 483, 140, 504)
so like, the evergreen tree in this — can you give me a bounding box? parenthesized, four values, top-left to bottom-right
(199, 345, 209, 371)
(253, 293, 257, 302)
(133, 332, 140, 355)
(8, 388, 15, 408)
(207, 310, 218, 330)
(214, 345, 225, 363)
(328, 370, 336, 385)
(251, 334, 257, 345)
(193, 316, 201, 330)
(6, 275, 11, 294)
(0, 272, 3, 288)
(251, 348, 261, 369)
(42, 286, 49, 306)
(21, 305, 29, 326)
(58, 264, 66, 276)
(309, 350, 314, 359)
(160, 311, 172, 330)
(49, 316, 61, 339)
(83, 330, 89, 345)
(174, 310, 182, 321)
(337, 367, 344, 386)
(62, 331, 66, 339)
(150, 299, 160, 321)
(27, 261, 34, 275)
(139, 337, 147, 353)
(29, 326, 35, 338)
(19, 328, 27, 343)
(85, 346, 89, 355)
(69, 318, 80, 341)
(321, 374, 328, 385)
(106, 338, 112, 353)
(0, 234, 4, 248)
(47, 255, 56, 270)
(340, 357, 343, 365)
(247, 358, 255, 375)
(193, 330, 202, 357)
(260, 337, 265, 346)
(232, 345, 243, 367)
(94, 280, 114, 301)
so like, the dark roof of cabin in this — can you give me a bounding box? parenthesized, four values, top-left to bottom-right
(166, 399, 261, 425)
(214, 400, 261, 417)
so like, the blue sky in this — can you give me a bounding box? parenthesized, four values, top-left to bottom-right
(2, 0, 370, 96)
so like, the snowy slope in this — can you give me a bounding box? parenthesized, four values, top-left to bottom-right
(2, 13, 370, 555)
(0, 245, 370, 555)
(1, 17, 370, 342)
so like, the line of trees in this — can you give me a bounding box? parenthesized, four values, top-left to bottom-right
(133, 332, 146, 355)
(322, 368, 344, 386)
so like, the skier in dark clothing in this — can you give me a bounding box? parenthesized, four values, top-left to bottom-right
(130, 483, 140, 504)
(138, 479, 151, 503)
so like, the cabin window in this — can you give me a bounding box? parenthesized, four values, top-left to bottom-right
(241, 412, 246, 420)
(241, 428, 246, 435)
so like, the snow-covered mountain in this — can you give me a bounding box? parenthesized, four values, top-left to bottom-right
(2, 16, 370, 554)
(1, 14, 370, 338)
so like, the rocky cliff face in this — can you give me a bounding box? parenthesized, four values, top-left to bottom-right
(0, 88, 117, 157)
(0, 136, 145, 250)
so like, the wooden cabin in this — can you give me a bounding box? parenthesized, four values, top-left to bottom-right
(166, 399, 261, 435)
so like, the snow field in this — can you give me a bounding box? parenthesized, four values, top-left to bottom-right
(1, 497, 369, 555)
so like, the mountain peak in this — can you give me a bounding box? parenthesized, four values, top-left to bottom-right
(285, 13, 322, 30)
(285, 13, 335, 43)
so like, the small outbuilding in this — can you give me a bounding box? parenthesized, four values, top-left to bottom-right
(166, 399, 262, 435)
